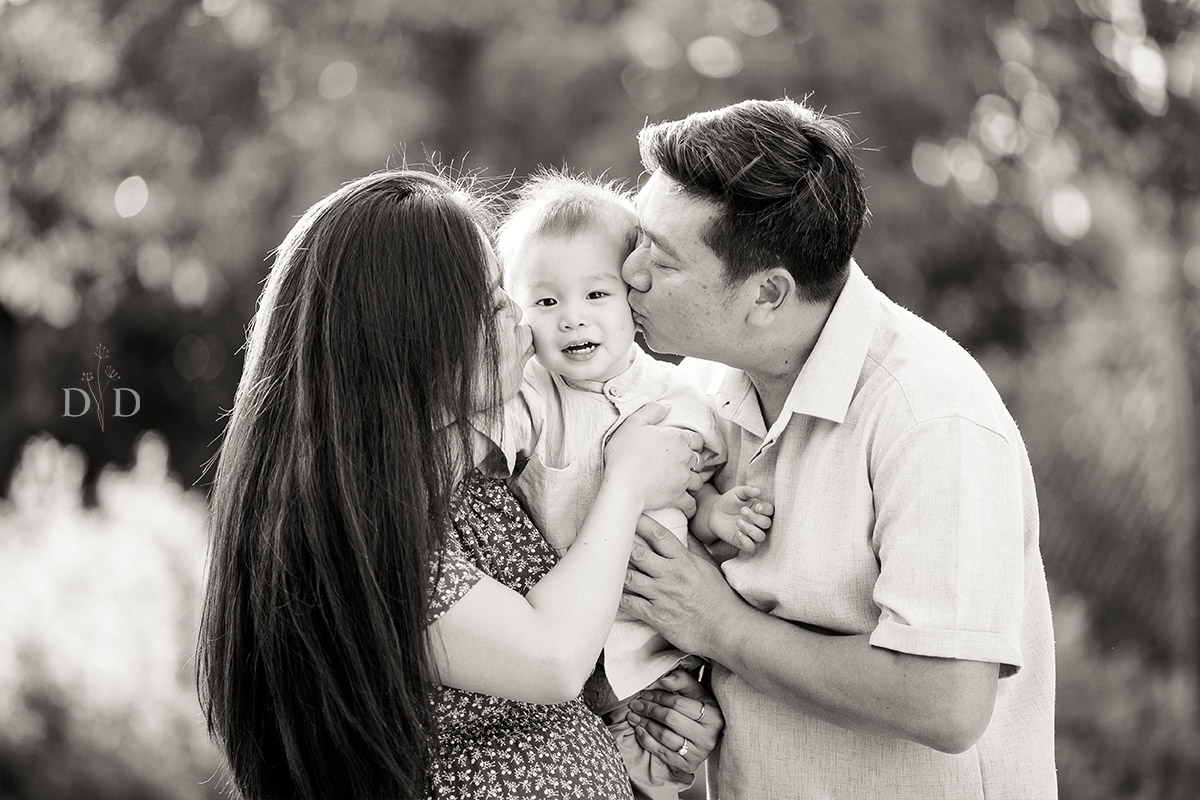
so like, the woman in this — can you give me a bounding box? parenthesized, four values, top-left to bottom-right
(197, 169, 722, 799)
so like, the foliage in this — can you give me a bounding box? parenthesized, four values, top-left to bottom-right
(1054, 593, 1200, 799)
(926, 0, 1200, 667)
(0, 434, 221, 799)
(0, 0, 1027, 493)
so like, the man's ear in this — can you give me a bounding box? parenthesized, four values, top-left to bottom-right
(747, 268, 796, 326)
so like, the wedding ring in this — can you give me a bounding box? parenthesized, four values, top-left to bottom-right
(690, 451, 701, 471)
(695, 702, 706, 723)
(676, 739, 690, 757)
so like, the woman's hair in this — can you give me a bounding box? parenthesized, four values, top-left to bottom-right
(638, 98, 868, 303)
(496, 168, 637, 282)
(197, 169, 498, 799)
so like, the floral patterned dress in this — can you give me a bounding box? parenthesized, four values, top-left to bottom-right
(425, 473, 634, 800)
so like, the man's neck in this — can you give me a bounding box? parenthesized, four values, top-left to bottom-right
(745, 358, 805, 429)
(741, 299, 835, 428)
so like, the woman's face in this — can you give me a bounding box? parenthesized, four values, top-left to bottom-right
(482, 242, 534, 407)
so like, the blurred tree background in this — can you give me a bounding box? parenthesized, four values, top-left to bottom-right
(1, 0, 1198, 797)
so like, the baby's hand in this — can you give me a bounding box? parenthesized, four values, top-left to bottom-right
(706, 485, 773, 553)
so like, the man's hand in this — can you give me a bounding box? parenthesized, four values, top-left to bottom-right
(620, 515, 748, 657)
(626, 669, 724, 779)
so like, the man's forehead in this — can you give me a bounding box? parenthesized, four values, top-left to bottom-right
(635, 171, 685, 209)
(635, 173, 720, 237)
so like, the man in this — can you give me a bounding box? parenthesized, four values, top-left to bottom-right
(618, 99, 1056, 799)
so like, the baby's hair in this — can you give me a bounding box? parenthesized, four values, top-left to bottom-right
(497, 168, 637, 282)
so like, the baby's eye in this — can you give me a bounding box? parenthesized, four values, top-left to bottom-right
(586, 291, 608, 300)
(534, 297, 557, 307)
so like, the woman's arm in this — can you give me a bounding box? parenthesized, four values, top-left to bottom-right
(427, 403, 703, 704)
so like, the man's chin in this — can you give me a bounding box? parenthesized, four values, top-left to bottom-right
(633, 330, 681, 359)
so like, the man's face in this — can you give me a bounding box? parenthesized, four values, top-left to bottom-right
(622, 170, 743, 360)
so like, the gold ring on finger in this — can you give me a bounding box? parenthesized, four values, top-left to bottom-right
(677, 738, 690, 757)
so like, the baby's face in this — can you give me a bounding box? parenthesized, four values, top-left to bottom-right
(508, 230, 637, 383)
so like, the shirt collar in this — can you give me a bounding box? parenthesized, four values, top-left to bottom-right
(781, 260, 879, 425)
(714, 261, 880, 433)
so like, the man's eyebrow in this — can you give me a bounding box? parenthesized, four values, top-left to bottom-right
(637, 224, 682, 261)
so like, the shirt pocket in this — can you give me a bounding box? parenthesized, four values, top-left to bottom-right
(517, 456, 595, 555)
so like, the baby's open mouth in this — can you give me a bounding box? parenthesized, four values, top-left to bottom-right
(562, 341, 600, 359)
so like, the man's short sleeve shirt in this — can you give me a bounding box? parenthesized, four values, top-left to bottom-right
(698, 263, 1056, 799)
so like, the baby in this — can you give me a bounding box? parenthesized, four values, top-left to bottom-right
(495, 171, 773, 797)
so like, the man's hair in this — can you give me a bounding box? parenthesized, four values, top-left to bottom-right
(638, 98, 868, 302)
(497, 169, 637, 282)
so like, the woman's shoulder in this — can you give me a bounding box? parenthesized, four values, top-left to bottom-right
(425, 531, 484, 626)
(428, 475, 555, 624)
(426, 482, 493, 626)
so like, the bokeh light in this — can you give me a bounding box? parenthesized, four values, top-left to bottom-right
(1166, 35, 1198, 97)
(1001, 61, 1041, 103)
(1014, 0, 1052, 29)
(114, 176, 148, 218)
(946, 139, 999, 204)
(994, 21, 1035, 65)
(1089, 8, 1172, 115)
(686, 35, 743, 78)
(1040, 183, 1092, 242)
(911, 139, 950, 187)
(624, 21, 681, 70)
(223, 0, 272, 48)
(728, 0, 782, 37)
(1020, 90, 1060, 137)
(201, 0, 238, 18)
(318, 60, 358, 100)
(171, 258, 210, 308)
(973, 94, 1022, 158)
(136, 240, 173, 290)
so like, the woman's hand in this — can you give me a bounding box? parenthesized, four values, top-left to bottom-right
(604, 403, 704, 513)
(626, 669, 724, 779)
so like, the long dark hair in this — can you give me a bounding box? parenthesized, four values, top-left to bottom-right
(197, 170, 499, 799)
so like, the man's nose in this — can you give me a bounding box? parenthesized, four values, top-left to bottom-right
(622, 250, 650, 292)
